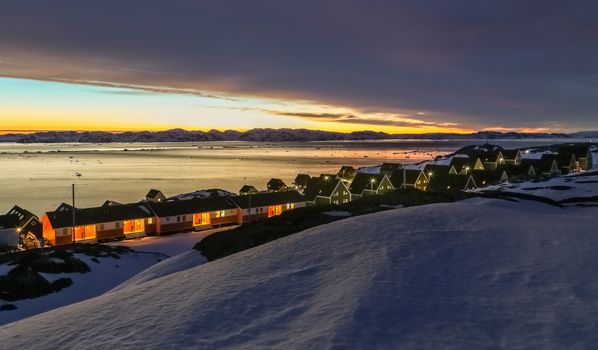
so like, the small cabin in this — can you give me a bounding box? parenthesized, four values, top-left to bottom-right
(349, 173, 394, 198)
(293, 174, 312, 191)
(304, 177, 351, 206)
(145, 189, 166, 203)
(556, 144, 593, 171)
(6, 205, 43, 249)
(239, 185, 258, 196)
(502, 150, 522, 166)
(267, 178, 288, 192)
(428, 174, 478, 193)
(390, 169, 429, 191)
(450, 157, 484, 175)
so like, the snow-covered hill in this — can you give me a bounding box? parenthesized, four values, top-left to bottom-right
(3, 199, 598, 349)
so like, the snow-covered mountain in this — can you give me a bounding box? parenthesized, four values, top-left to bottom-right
(3, 198, 598, 348)
(0, 128, 595, 143)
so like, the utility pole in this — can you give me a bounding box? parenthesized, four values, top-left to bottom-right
(71, 184, 76, 245)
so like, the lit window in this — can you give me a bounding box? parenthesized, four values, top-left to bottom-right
(148, 218, 153, 224)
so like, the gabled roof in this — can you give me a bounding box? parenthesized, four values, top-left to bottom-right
(46, 202, 155, 229)
(0, 214, 19, 229)
(294, 174, 312, 187)
(428, 174, 476, 192)
(319, 173, 338, 180)
(149, 196, 238, 218)
(521, 155, 559, 173)
(146, 189, 165, 199)
(267, 178, 287, 191)
(423, 164, 452, 177)
(102, 200, 123, 207)
(389, 169, 425, 188)
(472, 169, 508, 186)
(239, 185, 258, 194)
(6, 205, 37, 226)
(555, 143, 592, 158)
(232, 191, 305, 209)
(304, 178, 345, 201)
(501, 149, 521, 159)
(450, 157, 476, 173)
(349, 173, 388, 195)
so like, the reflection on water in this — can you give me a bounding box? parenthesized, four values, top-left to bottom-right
(0, 139, 576, 215)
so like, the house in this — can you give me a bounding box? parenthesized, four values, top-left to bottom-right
(337, 166, 356, 181)
(145, 189, 166, 202)
(319, 173, 338, 181)
(0, 214, 19, 251)
(42, 202, 157, 246)
(424, 164, 453, 179)
(267, 178, 288, 192)
(472, 169, 509, 187)
(555, 152, 576, 174)
(349, 173, 394, 198)
(504, 163, 537, 181)
(304, 177, 351, 206)
(519, 156, 560, 179)
(457, 145, 505, 170)
(148, 196, 240, 235)
(556, 144, 593, 171)
(449, 156, 484, 175)
(293, 174, 312, 191)
(380, 162, 404, 176)
(502, 150, 522, 166)
(390, 169, 429, 191)
(232, 191, 306, 223)
(239, 185, 258, 195)
(428, 174, 478, 193)
(6, 205, 43, 249)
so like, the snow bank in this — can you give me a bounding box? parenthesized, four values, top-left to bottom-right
(3, 199, 598, 348)
(322, 210, 352, 217)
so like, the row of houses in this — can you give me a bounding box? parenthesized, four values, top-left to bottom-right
(41, 190, 307, 246)
(3, 143, 593, 249)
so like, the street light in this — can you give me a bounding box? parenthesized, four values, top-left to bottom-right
(370, 178, 376, 191)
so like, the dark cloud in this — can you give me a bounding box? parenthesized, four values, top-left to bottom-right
(0, 0, 597, 130)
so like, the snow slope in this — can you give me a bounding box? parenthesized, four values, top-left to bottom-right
(3, 199, 598, 349)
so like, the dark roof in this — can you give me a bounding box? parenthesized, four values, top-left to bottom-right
(267, 178, 287, 190)
(501, 149, 520, 159)
(337, 166, 356, 179)
(146, 189, 164, 199)
(472, 169, 508, 186)
(381, 162, 404, 172)
(149, 196, 238, 217)
(424, 164, 452, 177)
(46, 203, 155, 229)
(554, 143, 592, 158)
(102, 200, 123, 207)
(294, 174, 312, 187)
(521, 156, 558, 173)
(428, 174, 476, 192)
(319, 173, 338, 180)
(449, 157, 475, 172)
(304, 177, 344, 201)
(239, 185, 258, 194)
(232, 191, 305, 209)
(349, 173, 386, 194)
(390, 169, 427, 187)
(6, 205, 37, 225)
(0, 214, 19, 229)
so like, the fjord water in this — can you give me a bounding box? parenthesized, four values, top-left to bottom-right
(0, 139, 575, 215)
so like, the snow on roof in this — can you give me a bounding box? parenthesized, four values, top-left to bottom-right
(520, 150, 554, 160)
(172, 189, 235, 201)
(356, 165, 381, 174)
(5, 199, 598, 348)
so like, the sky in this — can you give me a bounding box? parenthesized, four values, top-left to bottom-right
(1, 1, 597, 134)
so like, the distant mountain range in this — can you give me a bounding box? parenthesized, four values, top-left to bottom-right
(0, 128, 596, 143)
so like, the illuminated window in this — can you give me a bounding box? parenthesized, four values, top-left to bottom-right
(148, 218, 153, 224)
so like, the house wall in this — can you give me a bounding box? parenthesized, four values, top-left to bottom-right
(0, 228, 18, 248)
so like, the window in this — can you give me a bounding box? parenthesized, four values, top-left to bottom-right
(177, 216, 181, 222)
(62, 228, 68, 235)
(148, 218, 153, 224)
(99, 224, 105, 231)
(182, 215, 186, 221)
(115, 222, 120, 228)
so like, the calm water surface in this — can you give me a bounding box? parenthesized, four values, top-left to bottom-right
(0, 139, 577, 215)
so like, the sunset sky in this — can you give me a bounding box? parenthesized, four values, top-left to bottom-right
(1, 1, 597, 133)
